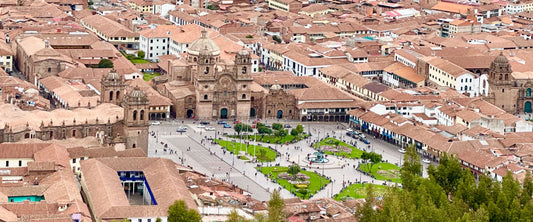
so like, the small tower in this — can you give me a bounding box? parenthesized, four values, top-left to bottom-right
(100, 69, 125, 105)
(489, 52, 513, 84)
(235, 47, 251, 78)
(197, 44, 216, 80)
(122, 86, 149, 151)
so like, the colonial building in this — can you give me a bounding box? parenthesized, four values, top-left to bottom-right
(163, 29, 254, 120)
(485, 53, 533, 114)
(0, 74, 150, 152)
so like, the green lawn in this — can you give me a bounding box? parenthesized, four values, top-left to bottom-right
(360, 162, 402, 183)
(334, 184, 391, 200)
(227, 134, 308, 144)
(313, 137, 364, 159)
(143, 72, 161, 81)
(215, 139, 277, 162)
(258, 166, 330, 199)
(130, 58, 149, 64)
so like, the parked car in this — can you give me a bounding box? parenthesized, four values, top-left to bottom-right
(284, 124, 292, 128)
(398, 149, 406, 153)
(200, 121, 210, 125)
(353, 131, 360, 136)
(346, 128, 353, 132)
(205, 126, 215, 131)
(346, 131, 354, 137)
(363, 139, 371, 144)
(234, 120, 241, 124)
(422, 158, 431, 164)
(264, 124, 272, 128)
(197, 124, 205, 128)
(150, 121, 161, 125)
(218, 121, 227, 125)
(224, 124, 232, 128)
(177, 127, 187, 132)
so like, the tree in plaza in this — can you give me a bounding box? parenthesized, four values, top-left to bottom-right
(399, 144, 421, 191)
(167, 200, 202, 222)
(137, 50, 145, 59)
(258, 126, 272, 137)
(290, 129, 298, 137)
(98, 59, 114, 68)
(274, 129, 287, 138)
(521, 170, 533, 206)
(287, 164, 300, 176)
(227, 208, 248, 222)
(235, 123, 252, 136)
(254, 213, 267, 222)
(361, 151, 382, 173)
(267, 189, 286, 222)
(295, 125, 304, 134)
(272, 123, 283, 131)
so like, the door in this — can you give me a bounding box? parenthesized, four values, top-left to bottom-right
(525, 101, 532, 113)
(277, 110, 283, 119)
(186, 109, 194, 118)
(221, 108, 228, 119)
(250, 108, 256, 117)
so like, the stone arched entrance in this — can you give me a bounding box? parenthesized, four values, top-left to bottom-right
(277, 110, 283, 119)
(186, 109, 194, 118)
(220, 108, 228, 119)
(250, 108, 256, 117)
(525, 101, 532, 113)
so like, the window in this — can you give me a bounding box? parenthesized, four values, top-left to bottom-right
(73, 130, 76, 137)
(150, 39, 153, 43)
(242, 94, 246, 99)
(204, 95, 208, 100)
(73, 158, 76, 163)
(204, 67, 209, 74)
(502, 89, 505, 93)
(18, 160, 21, 167)
(48, 67, 51, 72)
(133, 110, 138, 120)
(140, 110, 145, 120)
(5, 161, 8, 167)
(242, 85, 247, 89)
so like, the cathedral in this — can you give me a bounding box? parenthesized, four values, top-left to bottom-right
(485, 53, 533, 114)
(163, 29, 258, 120)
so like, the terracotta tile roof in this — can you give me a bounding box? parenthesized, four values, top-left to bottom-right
(81, 157, 196, 219)
(82, 15, 138, 38)
(0, 103, 123, 132)
(384, 62, 424, 84)
(425, 57, 473, 78)
(431, 1, 473, 14)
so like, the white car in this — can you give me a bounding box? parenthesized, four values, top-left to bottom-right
(205, 126, 215, 131)
(150, 121, 161, 125)
(422, 158, 431, 164)
(398, 149, 406, 153)
(346, 128, 353, 132)
(197, 124, 205, 128)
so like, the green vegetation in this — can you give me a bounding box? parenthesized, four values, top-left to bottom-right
(206, 4, 218, 10)
(314, 137, 364, 159)
(130, 58, 149, 64)
(123, 52, 150, 64)
(215, 139, 277, 162)
(360, 162, 401, 183)
(228, 123, 308, 144)
(228, 134, 308, 144)
(137, 50, 145, 59)
(268, 190, 286, 222)
(334, 183, 390, 201)
(356, 144, 533, 221)
(143, 72, 161, 81)
(272, 35, 282, 43)
(258, 166, 330, 199)
(97, 59, 114, 68)
(238, 155, 249, 160)
(246, 35, 253, 38)
(167, 200, 201, 222)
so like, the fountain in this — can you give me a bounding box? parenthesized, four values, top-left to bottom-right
(309, 151, 329, 163)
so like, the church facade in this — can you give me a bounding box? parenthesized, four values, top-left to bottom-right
(485, 53, 533, 114)
(164, 30, 264, 120)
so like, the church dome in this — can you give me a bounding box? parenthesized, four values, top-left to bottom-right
(129, 86, 146, 98)
(106, 69, 120, 80)
(188, 29, 220, 56)
(237, 48, 249, 56)
(494, 52, 508, 63)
